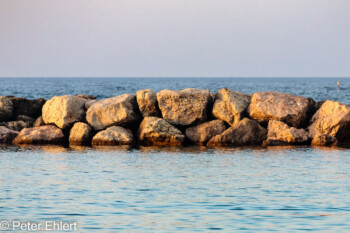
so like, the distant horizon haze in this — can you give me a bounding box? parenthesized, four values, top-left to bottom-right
(0, 0, 349, 78)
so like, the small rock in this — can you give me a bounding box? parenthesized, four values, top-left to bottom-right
(263, 120, 309, 146)
(69, 122, 93, 145)
(157, 88, 211, 126)
(12, 125, 65, 145)
(8, 97, 45, 118)
(85, 100, 98, 109)
(207, 118, 267, 147)
(185, 119, 226, 144)
(42, 95, 87, 129)
(138, 117, 185, 146)
(249, 92, 314, 127)
(136, 89, 160, 117)
(92, 126, 133, 146)
(87, 94, 140, 131)
(4, 121, 30, 132)
(76, 94, 96, 100)
(212, 88, 250, 125)
(33, 116, 45, 127)
(16, 115, 35, 126)
(0, 126, 18, 144)
(0, 96, 13, 122)
(311, 133, 338, 146)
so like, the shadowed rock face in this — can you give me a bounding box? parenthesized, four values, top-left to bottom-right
(185, 119, 226, 144)
(263, 120, 309, 146)
(69, 122, 93, 145)
(311, 133, 338, 146)
(42, 95, 86, 129)
(0, 96, 13, 122)
(308, 100, 350, 141)
(4, 121, 30, 132)
(212, 88, 250, 126)
(138, 117, 185, 146)
(157, 88, 211, 126)
(0, 126, 18, 144)
(86, 94, 140, 131)
(92, 126, 134, 146)
(12, 125, 65, 145)
(249, 92, 313, 128)
(136, 89, 160, 117)
(8, 97, 45, 118)
(207, 118, 267, 147)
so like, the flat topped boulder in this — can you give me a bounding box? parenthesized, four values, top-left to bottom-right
(69, 122, 93, 145)
(308, 100, 350, 140)
(263, 120, 309, 146)
(92, 126, 134, 146)
(12, 125, 65, 145)
(136, 89, 160, 117)
(42, 95, 86, 129)
(207, 118, 267, 147)
(185, 119, 226, 144)
(86, 94, 140, 131)
(249, 92, 313, 128)
(212, 88, 250, 126)
(0, 126, 18, 144)
(157, 88, 211, 126)
(0, 96, 13, 122)
(138, 117, 185, 146)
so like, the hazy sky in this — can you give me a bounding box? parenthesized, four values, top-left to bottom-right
(0, 0, 349, 77)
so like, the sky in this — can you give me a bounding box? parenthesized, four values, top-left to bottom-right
(0, 0, 349, 78)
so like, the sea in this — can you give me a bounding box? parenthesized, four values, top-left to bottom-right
(0, 77, 350, 232)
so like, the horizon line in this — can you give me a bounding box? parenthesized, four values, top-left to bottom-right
(0, 76, 349, 79)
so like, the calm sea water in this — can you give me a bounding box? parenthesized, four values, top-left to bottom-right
(1, 78, 350, 232)
(0, 77, 350, 104)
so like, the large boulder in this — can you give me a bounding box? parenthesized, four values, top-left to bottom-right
(12, 125, 65, 145)
(69, 122, 93, 145)
(137, 117, 185, 146)
(212, 88, 250, 126)
(8, 97, 45, 118)
(92, 126, 133, 146)
(86, 94, 140, 131)
(249, 92, 314, 128)
(85, 100, 98, 110)
(185, 119, 226, 144)
(207, 118, 267, 147)
(4, 121, 30, 132)
(0, 126, 18, 144)
(157, 88, 211, 126)
(263, 120, 309, 146)
(0, 96, 13, 122)
(42, 95, 86, 129)
(136, 89, 160, 117)
(308, 100, 350, 141)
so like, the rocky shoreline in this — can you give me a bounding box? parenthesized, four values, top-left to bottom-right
(1, 88, 349, 148)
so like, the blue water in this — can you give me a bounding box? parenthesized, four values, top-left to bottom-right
(1, 78, 350, 232)
(1, 77, 350, 104)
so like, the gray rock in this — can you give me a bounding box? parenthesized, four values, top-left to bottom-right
(0, 96, 13, 122)
(12, 125, 65, 145)
(157, 88, 211, 126)
(138, 117, 185, 146)
(136, 89, 160, 117)
(4, 121, 30, 132)
(8, 97, 45, 118)
(42, 95, 87, 129)
(0, 126, 18, 144)
(185, 119, 226, 144)
(207, 118, 267, 147)
(92, 126, 133, 146)
(86, 94, 140, 131)
(69, 122, 93, 145)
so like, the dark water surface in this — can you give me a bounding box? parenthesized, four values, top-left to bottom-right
(1, 145, 350, 232)
(1, 77, 349, 104)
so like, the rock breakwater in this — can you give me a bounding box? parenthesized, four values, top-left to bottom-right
(1, 89, 350, 148)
